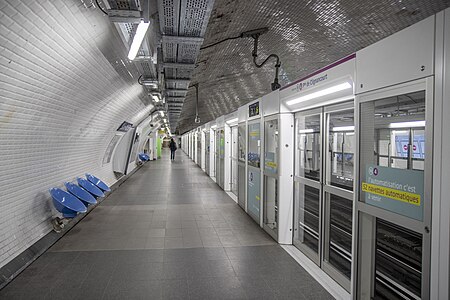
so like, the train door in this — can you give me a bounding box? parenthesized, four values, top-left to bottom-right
(293, 102, 355, 290)
(231, 126, 238, 196)
(238, 123, 246, 210)
(356, 79, 432, 299)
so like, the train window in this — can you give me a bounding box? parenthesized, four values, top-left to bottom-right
(326, 109, 355, 191)
(296, 113, 321, 181)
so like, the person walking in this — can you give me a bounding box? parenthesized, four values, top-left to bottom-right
(169, 138, 177, 160)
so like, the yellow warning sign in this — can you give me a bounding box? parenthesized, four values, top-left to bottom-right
(265, 162, 277, 169)
(361, 182, 421, 206)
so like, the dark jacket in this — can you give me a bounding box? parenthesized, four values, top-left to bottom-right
(169, 140, 177, 151)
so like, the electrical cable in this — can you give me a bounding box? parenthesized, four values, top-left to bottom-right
(251, 34, 281, 90)
(200, 28, 282, 90)
(200, 35, 241, 50)
(95, 0, 108, 15)
(137, 75, 143, 85)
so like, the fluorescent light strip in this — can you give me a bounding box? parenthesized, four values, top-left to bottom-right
(332, 126, 354, 132)
(389, 120, 425, 128)
(128, 21, 150, 60)
(299, 129, 314, 134)
(286, 82, 352, 106)
(211, 125, 217, 129)
(226, 118, 238, 124)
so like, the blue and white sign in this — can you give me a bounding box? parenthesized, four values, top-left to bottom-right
(362, 164, 424, 221)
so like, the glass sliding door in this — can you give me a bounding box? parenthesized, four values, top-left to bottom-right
(217, 128, 225, 189)
(197, 131, 201, 167)
(293, 102, 355, 290)
(238, 123, 246, 209)
(357, 80, 432, 300)
(323, 104, 354, 289)
(231, 126, 238, 196)
(293, 109, 322, 264)
(247, 120, 261, 222)
(263, 116, 279, 239)
(205, 131, 210, 175)
(211, 129, 216, 178)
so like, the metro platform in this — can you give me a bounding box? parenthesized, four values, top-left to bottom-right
(0, 150, 332, 300)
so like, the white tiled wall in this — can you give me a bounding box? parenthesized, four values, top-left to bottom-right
(0, 0, 153, 267)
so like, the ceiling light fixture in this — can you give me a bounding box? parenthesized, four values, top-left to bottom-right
(286, 82, 352, 106)
(211, 125, 217, 129)
(128, 21, 150, 60)
(299, 129, 314, 134)
(332, 125, 355, 132)
(389, 120, 425, 128)
(152, 95, 160, 103)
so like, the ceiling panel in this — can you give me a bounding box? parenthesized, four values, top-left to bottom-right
(176, 0, 450, 133)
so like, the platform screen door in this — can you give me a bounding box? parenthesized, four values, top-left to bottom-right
(356, 78, 433, 300)
(294, 102, 355, 291)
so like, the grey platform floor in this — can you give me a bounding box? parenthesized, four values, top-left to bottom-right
(0, 150, 333, 299)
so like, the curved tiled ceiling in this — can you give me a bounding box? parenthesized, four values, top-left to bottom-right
(176, 0, 450, 133)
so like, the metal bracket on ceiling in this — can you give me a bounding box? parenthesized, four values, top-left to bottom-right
(138, 76, 159, 88)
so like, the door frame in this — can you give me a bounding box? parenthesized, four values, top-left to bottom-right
(354, 77, 434, 299)
(262, 114, 280, 240)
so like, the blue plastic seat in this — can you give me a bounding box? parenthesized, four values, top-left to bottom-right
(139, 153, 150, 161)
(77, 178, 105, 198)
(65, 182, 97, 206)
(49, 188, 87, 218)
(85, 173, 111, 192)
